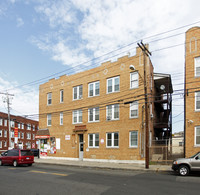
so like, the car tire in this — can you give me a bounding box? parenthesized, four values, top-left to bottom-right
(0, 160, 3, 166)
(178, 165, 189, 176)
(13, 160, 18, 167)
(28, 164, 32, 166)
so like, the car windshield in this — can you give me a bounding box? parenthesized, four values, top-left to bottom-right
(21, 150, 33, 156)
(190, 152, 200, 158)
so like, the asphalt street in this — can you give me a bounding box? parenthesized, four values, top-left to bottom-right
(0, 164, 200, 195)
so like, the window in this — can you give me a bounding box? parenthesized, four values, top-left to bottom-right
(4, 130, 7, 137)
(60, 112, 63, 125)
(11, 121, 15, 128)
(129, 131, 138, 147)
(27, 124, 31, 130)
(18, 123, 21, 129)
(0, 118, 2, 126)
(130, 101, 139, 118)
(33, 125, 35, 131)
(73, 110, 82, 124)
(88, 133, 99, 147)
(179, 142, 184, 146)
(195, 126, 200, 146)
(4, 141, 7, 147)
(88, 107, 99, 122)
(88, 81, 100, 97)
(18, 132, 20, 139)
(106, 132, 119, 147)
(47, 93, 52, 105)
(195, 92, 200, 111)
(130, 72, 139, 89)
(11, 141, 14, 148)
(0, 141, 2, 148)
(195, 57, 200, 77)
(106, 104, 119, 120)
(27, 142, 31, 149)
(21, 123, 24, 129)
(33, 134, 35, 140)
(4, 119, 7, 126)
(11, 131, 14, 138)
(60, 89, 64, 103)
(47, 114, 52, 126)
(0, 130, 2, 137)
(27, 133, 31, 140)
(107, 76, 120, 93)
(21, 133, 24, 139)
(73, 85, 83, 100)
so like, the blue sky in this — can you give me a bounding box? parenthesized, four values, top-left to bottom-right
(0, 0, 200, 132)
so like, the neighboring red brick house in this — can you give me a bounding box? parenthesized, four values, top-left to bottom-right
(0, 112, 39, 152)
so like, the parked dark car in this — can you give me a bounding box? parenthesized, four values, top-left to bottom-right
(172, 152, 200, 176)
(30, 149, 40, 158)
(0, 149, 34, 167)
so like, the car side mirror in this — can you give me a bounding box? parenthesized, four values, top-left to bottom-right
(195, 156, 199, 160)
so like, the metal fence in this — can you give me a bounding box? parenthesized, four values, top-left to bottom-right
(149, 138, 184, 165)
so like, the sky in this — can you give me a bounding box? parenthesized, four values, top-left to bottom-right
(0, 0, 200, 132)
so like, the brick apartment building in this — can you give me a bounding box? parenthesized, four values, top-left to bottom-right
(38, 45, 173, 162)
(185, 27, 200, 157)
(0, 112, 38, 152)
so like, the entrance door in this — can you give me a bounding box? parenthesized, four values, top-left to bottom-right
(79, 134, 84, 160)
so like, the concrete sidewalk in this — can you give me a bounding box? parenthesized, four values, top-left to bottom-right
(34, 157, 172, 173)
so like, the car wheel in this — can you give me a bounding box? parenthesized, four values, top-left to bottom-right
(178, 165, 189, 176)
(13, 160, 18, 167)
(0, 160, 3, 166)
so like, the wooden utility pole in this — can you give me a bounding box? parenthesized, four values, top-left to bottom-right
(137, 41, 151, 169)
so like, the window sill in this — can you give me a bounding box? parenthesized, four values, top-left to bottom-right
(194, 145, 200, 147)
(130, 87, 139, 90)
(106, 91, 120, 95)
(129, 116, 139, 119)
(73, 98, 83, 101)
(88, 147, 99, 149)
(88, 95, 100, 98)
(106, 119, 119, 122)
(106, 147, 119, 149)
(88, 121, 100, 123)
(73, 122, 83, 125)
(129, 146, 138, 149)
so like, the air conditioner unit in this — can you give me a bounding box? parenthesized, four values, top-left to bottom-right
(107, 116, 111, 121)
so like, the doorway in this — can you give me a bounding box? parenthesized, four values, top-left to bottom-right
(79, 134, 84, 160)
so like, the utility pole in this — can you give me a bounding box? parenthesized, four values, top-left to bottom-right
(2, 92, 14, 149)
(137, 41, 151, 169)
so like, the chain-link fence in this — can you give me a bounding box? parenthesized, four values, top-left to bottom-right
(149, 138, 184, 165)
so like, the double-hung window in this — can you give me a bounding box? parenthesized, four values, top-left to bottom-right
(47, 93, 52, 105)
(47, 114, 52, 126)
(21, 123, 24, 129)
(106, 104, 119, 120)
(106, 132, 119, 147)
(4, 130, 7, 137)
(129, 131, 138, 147)
(73, 110, 82, 124)
(27, 133, 31, 140)
(60, 112, 63, 125)
(0, 130, 2, 137)
(88, 107, 99, 122)
(18, 123, 21, 129)
(130, 72, 139, 89)
(107, 76, 120, 93)
(195, 91, 200, 111)
(195, 126, 200, 146)
(195, 56, 200, 77)
(11, 121, 15, 128)
(27, 124, 31, 130)
(130, 101, 139, 118)
(88, 133, 99, 148)
(4, 119, 7, 126)
(60, 89, 64, 103)
(73, 85, 83, 100)
(21, 133, 24, 139)
(88, 81, 100, 97)
(0, 141, 2, 148)
(0, 118, 2, 126)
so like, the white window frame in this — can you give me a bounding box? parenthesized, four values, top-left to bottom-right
(4, 130, 7, 138)
(195, 126, 200, 146)
(0, 141, 2, 148)
(18, 123, 21, 129)
(73, 85, 83, 100)
(106, 104, 119, 121)
(0, 130, 2, 137)
(18, 132, 20, 139)
(107, 76, 120, 94)
(11, 131, 14, 138)
(47, 114, 52, 126)
(130, 101, 139, 118)
(4, 141, 7, 147)
(4, 119, 7, 127)
(0, 118, 2, 126)
(195, 56, 200, 77)
(33, 125, 35, 131)
(21, 132, 24, 139)
(195, 91, 200, 111)
(129, 131, 138, 148)
(47, 92, 52, 105)
(88, 107, 100, 122)
(60, 89, 64, 103)
(21, 123, 24, 129)
(106, 132, 119, 148)
(73, 110, 82, 124)
(88, 81, 100, 97)
(27, 133, 31, 140)
(33, 134, 35, 140)
(88, 133, 99, 148)
(130, 72, 139, 89)
(60, 112, 63, 125)
(27, 124, 31, 130)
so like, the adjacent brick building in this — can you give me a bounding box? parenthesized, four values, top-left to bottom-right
(185, 27, 200, 157)
(0, 112, 38, 152)
(39, 45, 173, 162)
